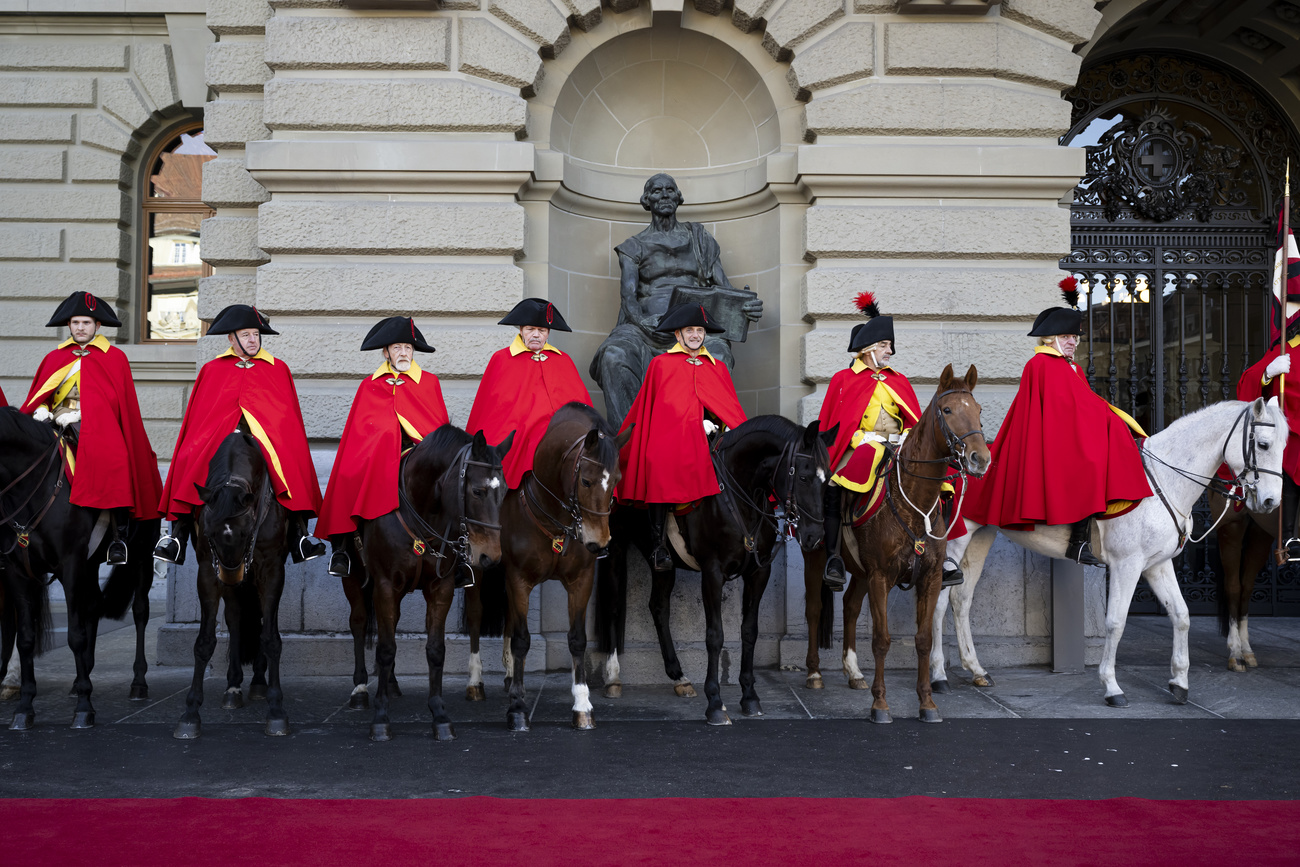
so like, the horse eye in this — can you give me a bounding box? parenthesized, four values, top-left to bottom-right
(581, 479, 592, 488)
(943, 407, 952, 414)
(1259, 443, 1269, 451)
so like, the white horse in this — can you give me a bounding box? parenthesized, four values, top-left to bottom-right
(930, 398, 1287, 707)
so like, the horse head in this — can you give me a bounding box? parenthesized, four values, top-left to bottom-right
(575, 423, 632, 552)
(449, 430, 513, 569)
(1231, 397, 1287, 514)
(933, 363, 991, 477)
(195, 432, 271, 587)
(787, 420, 836, 553)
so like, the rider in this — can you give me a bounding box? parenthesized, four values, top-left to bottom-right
(962, 277, 1152, 565)
(153, 304, 325, 565)
(817, 292, 922, 589)
(1238, 320, 1300, 557)
(466, 298, 592, 490)
(20, 292, 162, 565)
(317, 317, 449, 579)
(617, 303, 747, 571)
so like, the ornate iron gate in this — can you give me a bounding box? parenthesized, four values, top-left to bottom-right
(1063, 55, 1300, 616)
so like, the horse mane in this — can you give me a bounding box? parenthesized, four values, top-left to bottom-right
(554, 401, 620, 467)
(423, 422, 472, 456)
(0, 406, 57, 448)
(718, 414, 803, 449)
(205, 432, 258, 487)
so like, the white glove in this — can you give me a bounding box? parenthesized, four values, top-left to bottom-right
(31, 405, 52, 422)
(55, 410, 80, 428)
(703, 419, 719, 437)
(1266, 355, 1291, 379)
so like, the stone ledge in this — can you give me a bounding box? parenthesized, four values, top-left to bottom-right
(805, 204, 1071, 260)
(258, 200, 525, 256)
(262, 77, 527, 133)
(804, 81, 1072, 139)
(256, 262, 523, 316)
(265, 15, 450, 70)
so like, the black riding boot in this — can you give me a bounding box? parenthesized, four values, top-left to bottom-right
(327, 534, 351, 578)
(152, 515, 192, 565)
(106, 507, 129, 566)
(649, 503, 672, 572)
(289, 512, 327, 564)
(822, 484, 846, 591)
(1066, 516, 1104, 567)
(1280, 475, 1300, 561)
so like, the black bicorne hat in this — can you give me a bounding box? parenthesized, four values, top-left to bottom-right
(655, 303, 725, 334)
(46, 291, 122, 328)
(208, 304, 279, 336)
(847, 291, 894, 352)
(361, 316, 435, 353)
(498, 298, 572, 332)
(1027, 276, 1084, 337)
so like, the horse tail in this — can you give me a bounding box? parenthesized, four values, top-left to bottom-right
(817, 580, 834, 650)
(594, 513, 629, 654)
(235, 579, 262, 667)
(475, 562, 508, 639)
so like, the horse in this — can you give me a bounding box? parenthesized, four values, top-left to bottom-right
(930, 397, 1287, 707)
(466, 403, 630, 732)
(0, 407, 159, 730)
(802, 364, 990, 724)
(1206, 488, 1277, 672)
(596, 415, 833, 725)
(174, 431, 293, 739)
(351, 425, 513, 742)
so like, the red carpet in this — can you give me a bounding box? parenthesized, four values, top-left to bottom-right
(4, 797, 1297, 865)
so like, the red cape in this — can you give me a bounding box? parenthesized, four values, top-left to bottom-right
(466, 341, 593, 489)
(21, 341, 161, 518)
(617, 349, 747, 504)
(818, 363, 922, 466)
(316, 363, 449, 538)
(962, 349, 1151, 529)
(160, 351, 322, 520)
(0, 385, 6, 406)
(1238, 342, 1300, 484)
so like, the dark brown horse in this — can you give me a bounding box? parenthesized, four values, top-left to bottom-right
(175, 431, 292, 739)
(803, 364, 990, 723)
(467, 403, 629, 731)
(0, 407, 159, 730)
(354, 425, 512, 742)
(1208, 489, 1275, 671)
(596, 416, 833, 725)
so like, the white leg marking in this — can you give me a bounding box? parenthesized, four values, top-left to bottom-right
(1240, 615, 1253, 656)
(468, 651, 483, 687)
(674, 675, 691, 686)
(351, 684, 368, 697)
(502, 644, 514, 673)
(842, 648, 865, 681)
(604, 649, 621, 684)
(571, 681, 592, 714)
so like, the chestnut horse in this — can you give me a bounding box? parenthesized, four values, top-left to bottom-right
(806, 364, 990, 724)
(596, 416, 833, 725)
(175, 431, 291, 739)
(355, 425, 512, 742)
(467, 403, 630, 731)
(1207, 489, 1276, 672)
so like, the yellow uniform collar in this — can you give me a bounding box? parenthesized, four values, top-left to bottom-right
(370, 359, 423, 384)
(1288, 334, 1300, 349)
(1034, 345, 1066, 358)
(218, 346, 276, 365)
(58, 334, 110, 352)
(850, 358, 895, 375)
(667, 343, 716, 364)
(508, 334, 562, 356)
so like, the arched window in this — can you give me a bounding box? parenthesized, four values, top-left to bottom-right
(140, 122, 216, 342)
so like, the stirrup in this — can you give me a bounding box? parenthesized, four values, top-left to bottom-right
(823, 555, 846, 591)
(1066, 540, 1104, 567)
(650, 543, 672, 572)
(454, 563, 475, 589)
(106, 539, 128, 566)
(327, 550, 350, 578)
(941, 557, 964, 587)
(1279, 538, 1300, 563)
(293, 534, 327, 564)
(152, 534, 183, 565)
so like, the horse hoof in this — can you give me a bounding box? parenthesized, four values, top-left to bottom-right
(1228, 658, 1246, 673)
(931, 679, 951, 694)
(705, 709, 732, 726)
(1245, 653, 1258, 668)
(249, 684, 268, 702)
(221, 689, 243, 710)
(918, 708, 943, 724)
(70, 711, 95, 730)
(0, 686, 18, 702)
(10, 711, 34, 731)
(369, 722, 391, 742)
(848, 677, 869, 691)
(740, 700, 763, 717)
(805, 674, 824, 690)
(434, 722, 457, 741)
(1105, 693, 1129, 708)
(1168, 683, 1189, 705)
(868, 708, 893, 724)
(389, 680, 403, 698)
(604, 683, 622, 699)
(972, 674, 995, 688)
(173, 719, 201, 740)
(507, 711, 530, 732)
(674, 682, 697, 698)
(572, 711, 595, 731)
(264, 717, 290, 737)
(348, 691, 370, 710)
(465, 684, 486, 702)
(129, 684, 149, 701)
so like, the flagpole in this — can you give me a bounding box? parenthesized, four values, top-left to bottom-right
(1279, 158, 1291, 564)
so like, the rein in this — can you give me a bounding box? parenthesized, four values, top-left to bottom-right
(710, 434, 817, 569)
(394, 442, 501, 582)
(0, 434, 70, 575)
(520, 432, 612, 556)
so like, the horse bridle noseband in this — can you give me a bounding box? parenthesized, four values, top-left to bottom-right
(207, 471, 273, 576)
(521, 433, 612, 556)
(395, 442, 502, 580)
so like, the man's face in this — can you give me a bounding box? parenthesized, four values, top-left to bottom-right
(870, 340, 894, 366)
(384, 343, 414, 372)
(68, 316, 98, 345)
(1055, 334, 1079, 361)
(677, 326, 706, 351)
(521, 326, 550, 352)
(229, 328, 261, 358)
(645, 178, 680, 218)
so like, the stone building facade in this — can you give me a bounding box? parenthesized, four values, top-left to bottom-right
(3, 0, 1297, 681)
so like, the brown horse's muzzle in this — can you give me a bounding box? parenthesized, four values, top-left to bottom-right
(468, 528, 501, 568)
(216, 562, 246, 586)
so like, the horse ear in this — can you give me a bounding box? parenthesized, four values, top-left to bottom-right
(964, 364, 978, 391)
(494, 430, 516, 458)
(615, 423, 635, 450)
(583, 428, 601, 451)
(195, 485, 214, 503)
(820, 422, 840, 448)
(938, 363, 955, 390)
(1253, 397, 1268, 419)
(801, 419, 821, 449)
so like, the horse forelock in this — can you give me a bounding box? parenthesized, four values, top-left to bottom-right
(202, 433, 263, 520)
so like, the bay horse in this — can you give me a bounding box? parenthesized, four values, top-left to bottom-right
(1206, 488, 1276, 672)
(807, 364, 990, 724)
(596, 416, 833, 725)
(931, 397, 1287, 707)
(0, 407, 159, 730)
(467, 403, 630, 732)
(356, 425, 512, 742)
(175, 431, 293, 739)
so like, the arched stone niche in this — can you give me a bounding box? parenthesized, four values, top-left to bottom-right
(523, 6, 808, 420)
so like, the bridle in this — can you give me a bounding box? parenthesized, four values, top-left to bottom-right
(395, 442, 503, 581)
(520, 432, 613, 555)
(206, 470, 273, 577)
(711, 433, 827, 567)
(0, 433, 71, 580)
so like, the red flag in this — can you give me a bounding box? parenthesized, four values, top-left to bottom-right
(1271, 207, 1300, 343)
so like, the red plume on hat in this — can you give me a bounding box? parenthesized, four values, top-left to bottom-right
(1059, 276, 1081, 310)
(855, 291, 881, 318)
